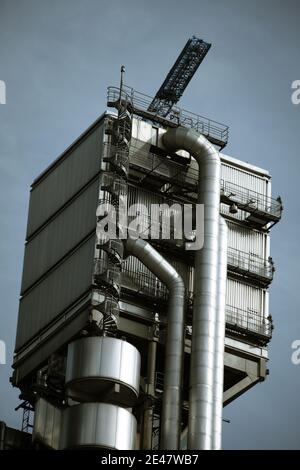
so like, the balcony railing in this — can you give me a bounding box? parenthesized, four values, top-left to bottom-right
(107, 85, 229, 149)
(225, 305, 273, 342)
(121, 223, 273, 285)
(120, 266, 272, 343)
(121, 265, 168, 301)
(221, 180, 282, 224)
(227, 247, 274, 285)
(126, 141, 282, 226)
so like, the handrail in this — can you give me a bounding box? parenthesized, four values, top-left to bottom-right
(121, 266, 272, 340)
(125, 140, 282, 220)
(107, 85, 229, 146)
(221, 180, 282, 219)
(225, 304, 273, 339)
(227, 247, 274, 282)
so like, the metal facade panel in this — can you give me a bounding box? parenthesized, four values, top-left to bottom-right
(221, 162, 268, 195)
(26, 122, 103, 238)
(128, 184, 165, 206)
(127, 185, 184, 224)
(122, 254, 190, 297)
(226, 278, 263, 313)
(21, 179, 99, 294)
(13, 303, 90, 384)
(220, 162, 269, 222)
(122, 255, 156, 294)
(15, 235, 95, 352)
(227, 221, 267, 258)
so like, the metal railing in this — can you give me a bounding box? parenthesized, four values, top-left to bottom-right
(120, 265, 272, 341)
(93, 257, 121, 297)
(122, 246, 273, 296)
(107, 85, 229, 147)
(121, 217, 274, 286)
(155, 371, 165, 394)
(121, 265, 168, 301)
(129, 140, 198, 189)
(127, 141, 282, 223)
(221, 180, 282, 220)
(227, 247, 274, 284)
(225, 305, 273, 340)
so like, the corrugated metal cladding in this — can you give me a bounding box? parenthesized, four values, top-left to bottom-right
(122, 255, 190, 295)
(220, 159, 268, 223)
(127, 186, 268, 256)
(186, 267, 266, 315)
(128, 184, 186, 210)
(221, 162, 268, 195)
(227, 221, 267, 257)
(26, 121, 104, 239)
(128, 184, 163, 207)
(226, 278, 264, 314)
(21, 179, 99, 294)
(16, 235, 96, 352)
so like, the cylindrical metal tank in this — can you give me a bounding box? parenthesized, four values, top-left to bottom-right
(60, 402, 136, 450)
(65, 336, 140, 406)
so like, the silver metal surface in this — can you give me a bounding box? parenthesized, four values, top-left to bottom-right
(60, 402, 136, 450)
(32, 398, 62, 450)
(227, 220, 267, 257)
(212, 218, 227, 449)
(122, 253, 189, 302)
(16, 235, 95, 351)
(13, 301, 90, 385)
(22, 179, 99, 294)
(221, 161, 268, 195)
(66, 336, 141, 406)
(226, 278, 264, 313)
(126, 237, 185, 450)
(162, 127, 221, 450)
(142, 339, 157, 450)
(27, 121, 103, 238)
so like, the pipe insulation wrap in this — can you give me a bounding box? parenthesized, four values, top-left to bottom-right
(125, 237, 185, 450)
(162, 127, 221, 450)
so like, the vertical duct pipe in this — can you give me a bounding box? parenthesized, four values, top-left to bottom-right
(142, 339, 157, 449)
(162, 127, 221, 450)
(212, 217, 228, 449)
(125, 237, 185, 450)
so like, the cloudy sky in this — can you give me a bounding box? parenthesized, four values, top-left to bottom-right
(0, 0, 299, 449)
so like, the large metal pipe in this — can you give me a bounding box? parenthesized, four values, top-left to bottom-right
(212, 217, 228, 449)
(125, 237, 185, 449)
(162, 127, 221, 449)
(142, 339, 157, 449)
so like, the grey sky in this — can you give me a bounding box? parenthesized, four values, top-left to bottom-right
(0, 0, 299, 449)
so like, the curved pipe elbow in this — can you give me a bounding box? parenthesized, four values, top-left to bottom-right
(162, 126, 221, 450)
(126, 237, 184, 293)
(162, 127, 220, 168)
(125, 237, 185, 450)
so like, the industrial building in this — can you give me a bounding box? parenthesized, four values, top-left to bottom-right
(8, 38, 282, 450)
